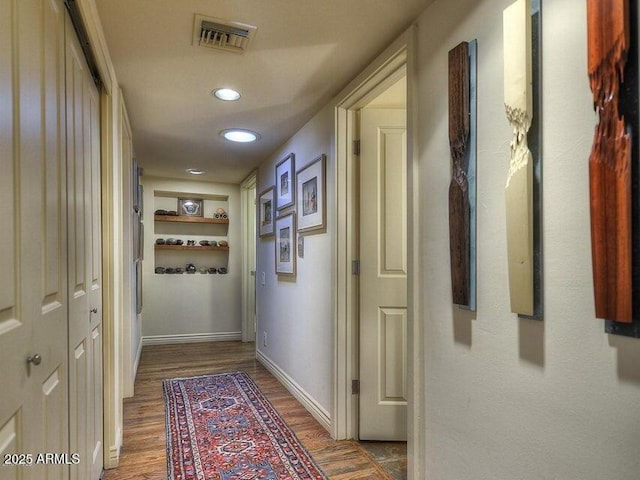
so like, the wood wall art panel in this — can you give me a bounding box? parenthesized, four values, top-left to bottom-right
(587, 0, 633, 323)
(448, 41, 471, 307)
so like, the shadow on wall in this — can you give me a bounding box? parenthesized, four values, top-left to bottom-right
(608, 335, 640, 385)
(453, 308, 476, 348)
(519, 317, 544, 368)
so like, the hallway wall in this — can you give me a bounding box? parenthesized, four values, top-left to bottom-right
(253, 0, 640, 475)
(415, 0, 640, 478)
(256, 105, 335, 423)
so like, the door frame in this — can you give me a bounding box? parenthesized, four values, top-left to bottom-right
(240, 171, 257, 343)
(332, 26, 424, 479)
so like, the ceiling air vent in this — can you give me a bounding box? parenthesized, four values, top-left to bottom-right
(193, 14, 257, 54)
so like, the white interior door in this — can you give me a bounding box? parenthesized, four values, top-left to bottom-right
(0, 1, 69, 479)
(359, 108, 408, 441)
(66, 14, 103, 480)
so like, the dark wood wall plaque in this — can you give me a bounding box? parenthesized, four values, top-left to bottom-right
(587, 0, 633, 323)
(448, 42, 471, 307)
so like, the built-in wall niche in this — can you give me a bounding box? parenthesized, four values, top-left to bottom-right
(153, 191, 230, 275)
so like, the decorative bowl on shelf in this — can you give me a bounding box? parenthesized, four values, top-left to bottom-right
(208, 267, 218, 274)
(218, 267, 228, 274)
(218, 240, 228, 247)
(155, 266, 165, 274)
(155, 238, 166, 245)
(199, 240, 210, 246)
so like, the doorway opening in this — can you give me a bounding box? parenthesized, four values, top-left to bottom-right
(333, 29, 423, 480)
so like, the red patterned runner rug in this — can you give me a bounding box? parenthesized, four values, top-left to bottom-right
(163, 371, 327, 479)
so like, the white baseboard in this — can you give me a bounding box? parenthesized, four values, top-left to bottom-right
(104, 429, 120, 469)
(256, 350, 332, 433)
(142, 332, 242, 346)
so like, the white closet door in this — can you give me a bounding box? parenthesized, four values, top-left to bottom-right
(66, 13, 103, 480)
(0, 1, 69, 479)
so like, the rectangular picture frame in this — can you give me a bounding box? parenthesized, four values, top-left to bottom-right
(258, 186, 275, 237)
(296, 154, 326, 233)
(177, 198, 204, 217)
(275, 212, 296, 276)
(276, 153, 295, 210)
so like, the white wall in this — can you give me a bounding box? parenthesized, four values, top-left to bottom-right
(416, 0, 640, 479)
(256, 105, 335, 419)
(141, 176, 242, 341)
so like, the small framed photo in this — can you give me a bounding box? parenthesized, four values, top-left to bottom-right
(275, 212, 296, 276)
(276, 153, 295, 210)
(178, 198, 203, 217)
(296, 154, 326, 233)
(258, 186, 275, 237)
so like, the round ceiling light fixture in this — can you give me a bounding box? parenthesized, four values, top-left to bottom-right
(212, 88, 241, 101)
(220, 129, 261, 143)
(186, 168, 205, 175)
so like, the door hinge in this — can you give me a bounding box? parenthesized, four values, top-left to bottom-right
(351, 379, 360, 395)
(351, 260, 360, 276)
(353, 139, 361, 156)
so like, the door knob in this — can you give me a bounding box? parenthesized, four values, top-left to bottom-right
(27, 354, 42, 366)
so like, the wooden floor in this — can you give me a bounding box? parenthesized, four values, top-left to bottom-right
(103, 341, 397, 480)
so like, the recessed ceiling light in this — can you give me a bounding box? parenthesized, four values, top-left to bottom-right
(186, 168, 205, 175)
(221, 129, 261, 143)
(212, 88, 241, 101)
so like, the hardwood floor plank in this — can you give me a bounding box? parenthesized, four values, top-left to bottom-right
(103, 341, 396, 480)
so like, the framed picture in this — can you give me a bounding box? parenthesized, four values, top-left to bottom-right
(258, 186, 275, 237)
(275, 153, 295, 210)
(178, 198, 203, 217)
(296, 154, 326, 233)
(275, 212, 296, 276)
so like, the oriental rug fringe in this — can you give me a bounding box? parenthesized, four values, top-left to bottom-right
(163, 371, 327, 479)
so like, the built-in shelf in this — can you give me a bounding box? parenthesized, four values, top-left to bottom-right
(155, 245, 229, 251)
(154, 215, 229, 225)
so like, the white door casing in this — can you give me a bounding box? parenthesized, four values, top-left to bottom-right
(0, 1, 69, 479)
(359, 108, 408, 441)
(241, 173, 257, 343)
(66, 13, 103, 480)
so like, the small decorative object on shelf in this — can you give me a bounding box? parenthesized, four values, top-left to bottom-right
(218, 267, 227, 274)
(174, 267, 184, 274)
(155, 267, 165, 274)
(208, 267, 218, 274)
(166, 268, 175, 274)
(155, 209, 178, 216)
(156, 238, 166, 245)
(199, 267, 208, 274)
(213, 208, 228, 219)
(209, 240, 218, 247)
(218, 240, 228, 247)
(178, 198, 204, 217)
(187, 240, 195, 246)
(199, 240, 210, 246)
(186, 263, 197, 274)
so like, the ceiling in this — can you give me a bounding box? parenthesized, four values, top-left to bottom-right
(96, 0, 433, 184)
